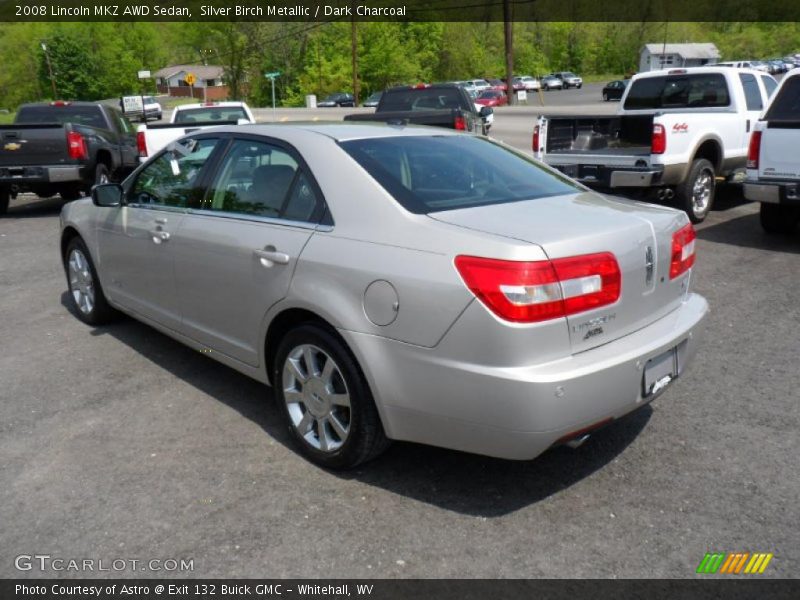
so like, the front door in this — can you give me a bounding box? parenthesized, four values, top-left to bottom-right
(172, 137, 327, 367)
(97, 137, 222, 329)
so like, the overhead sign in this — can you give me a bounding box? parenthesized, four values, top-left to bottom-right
(137, 70, 151, 79)
(121, 95, 144, 114)
(264, 71, 281, 78)
(185, 72, 196, 86)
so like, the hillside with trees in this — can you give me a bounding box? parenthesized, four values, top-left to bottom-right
(0, 21, 798, 110)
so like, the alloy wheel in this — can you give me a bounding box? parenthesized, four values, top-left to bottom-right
(692, 169, 714, 217)
(68, 248, 95, 315)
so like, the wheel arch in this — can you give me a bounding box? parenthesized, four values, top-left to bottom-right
(691, 137, 723, 174)
(60, 226, 83, 267)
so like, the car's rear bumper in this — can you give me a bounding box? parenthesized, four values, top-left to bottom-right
(744, 180, 800, 205)
(343, 292, 708, 461)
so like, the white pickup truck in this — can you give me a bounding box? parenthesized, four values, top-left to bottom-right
(533, 67, 778, 222)
(744, 69, 800, 234)
(135, 101, 255, 162)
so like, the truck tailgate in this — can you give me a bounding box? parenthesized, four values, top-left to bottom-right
(758, 124, 800, 180)
(0, 124, 71, 167)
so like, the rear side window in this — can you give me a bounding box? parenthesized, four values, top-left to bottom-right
(739, 73, 763, 111)
(764, 76, 800, 121)
(624, 74, 730, 110)
(379, 88, 465, 112)
(761, 75, 778, 98)
(340, 135, 580, 214)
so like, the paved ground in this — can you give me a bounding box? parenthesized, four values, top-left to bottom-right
(1, 109, 798, 579)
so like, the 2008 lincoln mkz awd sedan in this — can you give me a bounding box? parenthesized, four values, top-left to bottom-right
(60, 123, 708, 469)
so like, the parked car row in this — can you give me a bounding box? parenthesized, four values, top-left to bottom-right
(717, 56, 800, 74)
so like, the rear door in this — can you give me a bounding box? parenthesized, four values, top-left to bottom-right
(738, 72, 768, 152)
(172, 136, 326, 366)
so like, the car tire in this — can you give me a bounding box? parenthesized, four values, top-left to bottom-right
(273, 323, 390, 469)
(95, 163, 111, 186)
(63, 236, 119, 325)
(577, 84, 582, 89)
(603, 92, 608, 101)
(676, 158, 715, 223)
(760, 203, 799, 234)
(0, 188, 9, 216)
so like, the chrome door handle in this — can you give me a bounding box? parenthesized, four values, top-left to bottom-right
(150, 230, 170, 244)
(254, 248, 290, 266)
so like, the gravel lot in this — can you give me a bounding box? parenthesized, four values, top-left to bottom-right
(1, 106, 798, 579)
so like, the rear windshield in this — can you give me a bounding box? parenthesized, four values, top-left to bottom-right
(624, 73, 730, 110)
(765, 76, 800, 121)
(15, 105, 106, 128)
(340, 135, 580, 214)
(174, 106, 248, 124)
(379, 88, 465, 112)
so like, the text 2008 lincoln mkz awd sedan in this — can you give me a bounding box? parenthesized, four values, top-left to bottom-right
(60, 124, 708, 469)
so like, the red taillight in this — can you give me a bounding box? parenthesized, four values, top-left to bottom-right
(136, 131, 148, 157)
(66, 131, 88, 160)
(454, 252, 621, 323)
(669, 223, 696, 279)
(454, 115, 467, 131)
(747, 130, 762, 169)
(532, 125, 540, 153)
(651, 124, 666, 154)
(50, 100, 71, 107)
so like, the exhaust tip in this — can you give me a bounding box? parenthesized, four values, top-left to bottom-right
(566, 434, 591, 449)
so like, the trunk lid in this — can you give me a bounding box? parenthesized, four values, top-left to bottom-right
(430, 191, 690, 353)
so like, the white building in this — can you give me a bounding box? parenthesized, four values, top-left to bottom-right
(639, 43, 721, 72)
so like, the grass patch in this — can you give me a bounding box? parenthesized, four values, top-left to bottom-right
(0, 111, 15, 124)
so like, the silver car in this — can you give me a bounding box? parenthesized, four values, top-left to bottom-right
(60, 124, 708, 469)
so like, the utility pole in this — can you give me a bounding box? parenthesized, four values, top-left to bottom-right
(351, 14, 360, 106)
(503, 0, 513, 105)
(41, 42, 57, 99)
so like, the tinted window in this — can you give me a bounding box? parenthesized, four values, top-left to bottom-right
(765, 76, 800, 121)
(340, 135, 581, 214)
(16, 105, 106, 128)
(174, 107, 248, 124)
(129, 138, 219, 208)
(761, 75, 778, 98)
(205, 139, 322, 222)
(624, 74, 730, 110)
(380, 88, 465, 111)
(739, 73, 763, 111)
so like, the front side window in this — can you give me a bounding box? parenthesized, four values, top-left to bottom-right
(205, 139, 323, 222)
(761, 75, 778, 98)
(341, 135, 581, 214)
(128, 138, 219, 208)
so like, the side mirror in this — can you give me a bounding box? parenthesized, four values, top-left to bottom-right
(479, 106, 494, 118)
(92, 183, 123, 207)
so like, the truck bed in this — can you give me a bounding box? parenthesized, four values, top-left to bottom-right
(543, 114, 654, 155)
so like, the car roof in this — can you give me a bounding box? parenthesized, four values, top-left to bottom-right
(175, 102, 249, 111)
(187, 122, 463, 143)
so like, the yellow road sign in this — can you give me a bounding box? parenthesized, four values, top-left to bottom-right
(185, 73, 196, 86)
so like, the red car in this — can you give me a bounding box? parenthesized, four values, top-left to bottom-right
(475, 89, 508, 107)
(487, 78, 508, 92)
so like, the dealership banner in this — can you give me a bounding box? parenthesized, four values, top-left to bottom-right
(2, 579, 800, 599)
(2, 0, 800, 22)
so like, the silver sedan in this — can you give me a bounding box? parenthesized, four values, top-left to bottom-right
(60, 123, 708, 469)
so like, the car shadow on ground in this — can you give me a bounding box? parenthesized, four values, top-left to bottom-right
(3, 195, 67, 219)
(696, 212, 800, 255)
(60, 292, 652, 517)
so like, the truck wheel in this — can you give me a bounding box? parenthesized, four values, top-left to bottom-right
(273, 323, 390, 469)
(95, 163, 110, 186)
(63, 236, 119, 325)
(676, 158, 715, 223)
(760, 203, 799, 234)
(0, 188, 9, 216)
(602, 92, 609, 101)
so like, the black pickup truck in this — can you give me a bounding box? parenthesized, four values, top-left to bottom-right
(0, 101, 139, 215)
(344, 84, 491, 134)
